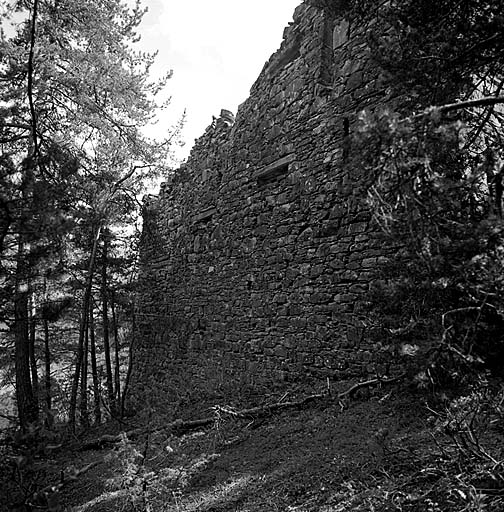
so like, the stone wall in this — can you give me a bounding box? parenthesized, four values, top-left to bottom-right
(131, 1, 397, 401)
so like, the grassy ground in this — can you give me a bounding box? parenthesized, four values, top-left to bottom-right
(3, 381, 504, 511)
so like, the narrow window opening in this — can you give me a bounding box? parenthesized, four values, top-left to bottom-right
(343, 117, 350, 160)
(343, 117, 350, 137)
(320, 16, 334, 86)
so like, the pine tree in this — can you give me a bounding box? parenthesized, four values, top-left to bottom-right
(347, 0, 504, 381)
(0, 0, 178, 430)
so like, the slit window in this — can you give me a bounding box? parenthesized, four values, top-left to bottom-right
(343, 117, 350, 160)
(254, 154, 296, 182)
(193, 207, 216, 224)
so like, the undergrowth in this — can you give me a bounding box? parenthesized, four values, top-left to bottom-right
(3, 378, 504, 511)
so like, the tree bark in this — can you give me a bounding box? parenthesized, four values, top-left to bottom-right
(69, 225, 101, 431)
(79, 308, 90, 428)
(101, 235, 115, 412)
(28, 292, 39, 411)
(43, 317, 51, 413)
(111, 293, 121, 407)
(13, 0, 40, 431)
(121, 308, 135, 417)
(14, 239, 38, 429)
(0, 197, 12, 256)
(89, 303, 101, 425)
(42, 275, 52, 418)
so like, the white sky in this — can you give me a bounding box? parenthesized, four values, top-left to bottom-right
(138, 0, 302, 161)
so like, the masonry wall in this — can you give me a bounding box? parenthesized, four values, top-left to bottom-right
(131, 1, 396, 401)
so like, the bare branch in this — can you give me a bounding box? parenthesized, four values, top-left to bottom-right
(436, 95, 504, 114)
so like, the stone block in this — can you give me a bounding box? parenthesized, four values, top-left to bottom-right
(333, 20, 350, 49)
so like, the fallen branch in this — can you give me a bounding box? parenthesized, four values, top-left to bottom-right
(78, 418, 216, 451)
(339, 374, 404, 398)
(212, 392, 326, 419)
(79, 374, 405, 451)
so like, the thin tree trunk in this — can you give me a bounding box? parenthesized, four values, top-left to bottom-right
(43, 317, 51, 413)
(89, 303, 101, 424)
(121, 308, 135, 417)
(79, 309, 90, 428)
(69, 225, 101, 431)
(111, 293, 121, 407)
(42, 276, 52, 420)
(14, 239, 38, 429)
(0, 197, 12, 256)
(101, 235, 115, 413)
(28, 293, 38, 411)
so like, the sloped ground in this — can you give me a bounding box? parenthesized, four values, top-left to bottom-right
(4, 383, 504, 511)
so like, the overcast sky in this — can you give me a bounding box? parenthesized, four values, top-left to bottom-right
(138, 0, 301, 161)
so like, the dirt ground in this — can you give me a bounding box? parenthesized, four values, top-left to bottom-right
(3, 381, 504, 511)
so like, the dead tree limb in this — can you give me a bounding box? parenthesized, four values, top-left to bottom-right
(79, 374, 405, 451)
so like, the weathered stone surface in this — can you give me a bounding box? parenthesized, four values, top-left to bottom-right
(333, 20, 350, 49)
(130, 1, 395, 403)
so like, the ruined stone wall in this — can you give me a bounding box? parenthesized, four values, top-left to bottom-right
(131, 1, 397, 401)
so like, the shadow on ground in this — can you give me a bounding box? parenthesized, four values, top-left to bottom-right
(57, 386, 448, 512)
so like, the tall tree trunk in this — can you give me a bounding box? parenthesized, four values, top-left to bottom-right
(121, 308, 135, 417)
(69, 225, 101, 431)
(13, 0, 40, 432)
(89, 303, 101, 425)
(14, 239, 38, 430)
(101, 235, 115, 413)
(28, 293, 38, 411)
(111, 293, 121, 407)
(79, 309, 90, 428)
(43, 317, 51, 413)
(42, 276, 52, 419)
